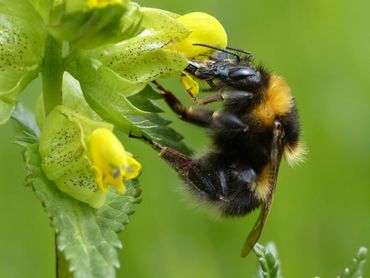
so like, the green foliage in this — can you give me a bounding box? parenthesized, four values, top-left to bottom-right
(337, 247, 368, 278)
(253, 243, 368, 278)
(254, 243, 282, 278)
(25, 143, 141, 278)
(14, 105, 141, 278)
(0, 0, 191, 154)
(1, 1, 196, 275)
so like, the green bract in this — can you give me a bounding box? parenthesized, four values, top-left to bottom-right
(39, 105, 112, 208)
(0, 0, 46, 124)
(28, 0, 53, 23)
(70, 6, 189, 85)
(47, 0, 138, 48)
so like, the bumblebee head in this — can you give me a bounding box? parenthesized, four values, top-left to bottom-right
(185, 45, 266, 92)
(225, 66, 261, 89)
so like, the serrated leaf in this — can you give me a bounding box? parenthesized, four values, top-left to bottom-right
(254, 243, 282, 278)
(136, 84, 164, 99)
(337, 247, 367, 278)
(24, 143, 141, 278)
(128, 94, 164, 113)
(12, 103, 40, 144)
(127, 85, 165, 113)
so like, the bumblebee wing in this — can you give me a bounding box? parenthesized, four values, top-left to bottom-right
(241, 121, 285, 257)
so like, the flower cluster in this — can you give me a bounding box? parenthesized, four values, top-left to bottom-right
(1, 0, 228, 207)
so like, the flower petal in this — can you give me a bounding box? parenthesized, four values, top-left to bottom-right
(169, 12, 227, 58)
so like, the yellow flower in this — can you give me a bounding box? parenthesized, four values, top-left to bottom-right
(169, 12, 228, 58)
(88, 128, 141, 194)
(168, 12, 227, 97)
(86, 0, 125, 9)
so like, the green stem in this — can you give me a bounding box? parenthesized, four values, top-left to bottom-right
(42, 35, 65, 277)
(56, 235, 73, 278)
(42, 35, 63, 115)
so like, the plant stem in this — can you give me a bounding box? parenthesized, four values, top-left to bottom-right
(56, 236, 73, 278)
(42, 35, 63, 115)
(42, 35, 65, 277)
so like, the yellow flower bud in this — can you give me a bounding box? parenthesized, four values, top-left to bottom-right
(89, 128, 141, 194)
(169, 12, 228, 58)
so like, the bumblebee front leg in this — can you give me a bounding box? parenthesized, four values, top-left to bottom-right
(129, 131, 193, 173)
(152, 81, 214, 127)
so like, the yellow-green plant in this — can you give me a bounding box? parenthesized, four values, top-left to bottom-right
(1, 0, 228, 277)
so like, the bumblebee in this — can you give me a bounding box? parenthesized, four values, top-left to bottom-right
(143, 44, 305, 257)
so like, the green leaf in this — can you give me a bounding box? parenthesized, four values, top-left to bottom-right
(0, 100, 16, 125)
(254, 242, 282, 278)
(128, 87, 164, 113)
(0, 0, 46, 124)
(134, 84, 164, 99)
(337, 247, 367, 278)
(24, 142, 141, 278)
(12, 103, 40, 144)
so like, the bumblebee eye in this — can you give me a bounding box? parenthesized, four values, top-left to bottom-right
(228, 67, 256, 80)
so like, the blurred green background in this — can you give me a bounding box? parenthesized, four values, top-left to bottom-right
(1, 0, 370, 277)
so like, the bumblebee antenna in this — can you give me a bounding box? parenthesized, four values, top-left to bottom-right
(226, 46, 255, 58)
(192, 43, 241, 61)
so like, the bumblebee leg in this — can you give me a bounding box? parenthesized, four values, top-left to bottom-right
(158, 148, 220, 199)
(212, 110, 248, 131)
(129, 131, 192, 170)
(197, 91, 253, 105)
(152, 81, 214, 127)
(130, 131, 218, 198)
